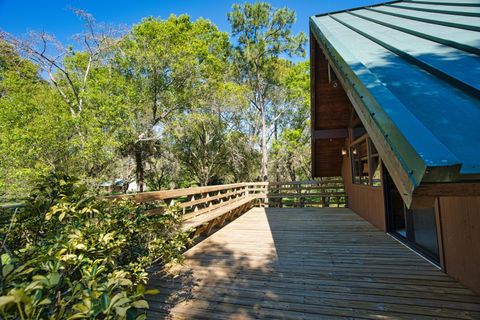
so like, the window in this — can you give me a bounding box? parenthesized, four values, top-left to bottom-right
(369, 140, 381, 187)
(385, 171, 439, 263)
(351, 138, 369, 185)
(351, 137, 381, 187)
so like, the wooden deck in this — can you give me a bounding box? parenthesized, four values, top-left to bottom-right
(147, 207, 480, 319)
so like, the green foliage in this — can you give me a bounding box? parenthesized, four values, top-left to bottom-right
(170, 113, 229, 186)
(228, 2, 307, 181)
(0, 173, 191, 319)
(115, 14, 232, 191)
(0, 4, 311, 199)
(0, 41, 73, 199)
(271, 127, 311, 181)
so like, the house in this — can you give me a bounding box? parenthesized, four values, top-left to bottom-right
(99, 179, 125, 193)
(310, 0, 480, 294)
(99, 179, 141, 193)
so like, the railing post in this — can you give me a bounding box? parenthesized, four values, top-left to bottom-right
(264, 182, 269, 208)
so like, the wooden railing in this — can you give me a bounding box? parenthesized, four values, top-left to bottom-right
(250, 179, 348, 208)
(106, 179, 347, 235)
(108, 180, 347, 210)
(2, 180, 347, 237)
(109, 183, 252, 214)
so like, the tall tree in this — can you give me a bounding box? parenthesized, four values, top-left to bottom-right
(0, 40, 72, 197)
(228, 2, 306, 181)
(117, 15, 230, 191)
(1, 11, 133, 192)
(170, 113, 228, 186)
(270, 60, 311, 181)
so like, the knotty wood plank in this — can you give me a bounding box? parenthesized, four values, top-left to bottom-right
(148, 207, 480, 319)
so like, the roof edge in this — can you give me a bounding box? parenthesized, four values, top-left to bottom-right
(309, 18, 473, 206)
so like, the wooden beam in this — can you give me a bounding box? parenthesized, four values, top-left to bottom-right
(310, 32, 318, 178)
(313, 128, 348, 140)
(414, 183, 480, 197)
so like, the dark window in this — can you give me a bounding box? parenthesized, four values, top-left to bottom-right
(351, 139, 369, 185)
(369, 140, 381, 187)
(385, 170, 439, 263)
(410, 208, 439, 258)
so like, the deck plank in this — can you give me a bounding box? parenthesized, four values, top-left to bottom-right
(147, 207, 480, 319)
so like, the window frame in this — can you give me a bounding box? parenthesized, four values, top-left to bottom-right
(349, 134, 382, 188)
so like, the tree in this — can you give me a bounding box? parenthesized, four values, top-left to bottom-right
(144, 144, 181, 191)
(228, 2, 306, 181)
(117, 15, 230, 191)
(1, 11, 134, 196)
(269, 60, 311, 181)
(170, 113, 228, 186)
(0, 40, 73, 198)
(1, 10, 119, 119)
(225, 131, 261, 182)
(271, 127, 311, 181)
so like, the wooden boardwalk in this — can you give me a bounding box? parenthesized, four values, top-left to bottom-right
(147, 207, 480, 319)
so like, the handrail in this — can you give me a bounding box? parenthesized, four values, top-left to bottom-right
(2, 180, 347, 234)
(107, 183, 251, 219)
(106, 179, 348, 217)
(248, 180, 347, 208)
(107, 183, 248, 202)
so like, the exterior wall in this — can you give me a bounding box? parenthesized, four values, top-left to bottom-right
(310, 34, 352, 177)
(342, 149, 480, 294)
(342, 152, 386, 232)
(438, 196, 480, 295)
(311, 27, 480, 297)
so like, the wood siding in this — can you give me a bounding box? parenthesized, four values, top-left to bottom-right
(311, 33, 352, 177)
(342, 152, 386, 231)
(438, 196, 480, 295)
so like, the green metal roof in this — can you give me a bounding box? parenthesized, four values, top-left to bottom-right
(310, 0, 480, 186)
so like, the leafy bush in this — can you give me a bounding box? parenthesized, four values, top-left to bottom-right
(0, 173, 191, 319)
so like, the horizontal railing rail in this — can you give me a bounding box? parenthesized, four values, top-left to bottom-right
(107, 179, 347, 212)
(2, 180, 347, 236)
(108, 183, 252, 217)
(246, 180, 347, 208)
(105, 179, 347, 235)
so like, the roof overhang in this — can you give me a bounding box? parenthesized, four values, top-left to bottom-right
(310, 17, 480, 206)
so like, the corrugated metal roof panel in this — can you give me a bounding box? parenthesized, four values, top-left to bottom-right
(369, 6, 480, 31)
(353, 9, 480, 52)
(311, 0, 480, 179)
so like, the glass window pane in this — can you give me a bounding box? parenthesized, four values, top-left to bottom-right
(368, 139, 381, 187)
(351, 140, 369, 185)
(411, 208, 439, 258)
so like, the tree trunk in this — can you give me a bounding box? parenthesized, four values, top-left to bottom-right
(135, 146, 145, 192)
(274, 121, 280, 182)
(261, 106, 268, 182)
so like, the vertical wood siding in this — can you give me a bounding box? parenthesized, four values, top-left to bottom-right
(342, 153, 386, 231)
(438, 196, 480, 295)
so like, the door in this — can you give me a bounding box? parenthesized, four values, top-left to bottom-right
(383, 168, 440, 263)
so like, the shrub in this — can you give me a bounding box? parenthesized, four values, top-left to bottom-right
(0, 173, 191, 319)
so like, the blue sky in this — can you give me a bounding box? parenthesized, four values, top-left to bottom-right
(0, 0, 384, 51)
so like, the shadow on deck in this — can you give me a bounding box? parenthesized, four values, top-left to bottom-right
(147, 207, 480, 319)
